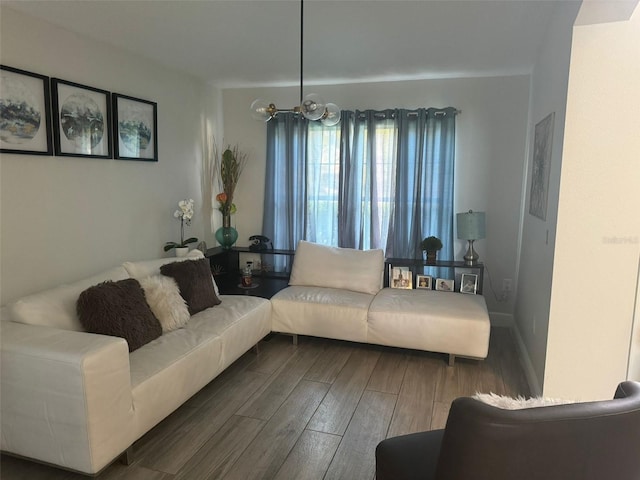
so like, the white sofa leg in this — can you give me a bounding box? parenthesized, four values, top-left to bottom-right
(252, 342, 260, 355)
(292, 334, 298, 346)
(448, 354, 456, 367)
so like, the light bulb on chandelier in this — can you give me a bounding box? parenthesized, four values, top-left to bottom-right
(250, 0, 340, 126)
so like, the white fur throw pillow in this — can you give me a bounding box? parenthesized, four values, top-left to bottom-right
(472, 392, 575, 409)
(140, 275, 190, 333)
(124, 250, 220, 296)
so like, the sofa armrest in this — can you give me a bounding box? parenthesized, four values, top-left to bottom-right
(1, 320, 135, 474)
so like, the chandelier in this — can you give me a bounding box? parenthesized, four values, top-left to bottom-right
(250, 0, 341, 126)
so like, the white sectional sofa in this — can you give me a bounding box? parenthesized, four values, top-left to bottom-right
(0, 250, 271, 475)
(0, 241, 490, 475)
(272, 241, 491, 364)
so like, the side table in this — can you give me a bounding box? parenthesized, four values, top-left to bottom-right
(205, 247, 294, 299)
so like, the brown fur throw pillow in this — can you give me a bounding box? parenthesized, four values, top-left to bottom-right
(77, 278, 162, 352)
(160, 258, 221, 315)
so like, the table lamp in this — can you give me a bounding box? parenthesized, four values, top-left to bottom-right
(456, 210, 486, 266)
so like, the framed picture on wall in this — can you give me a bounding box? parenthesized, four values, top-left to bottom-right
(51, 78, 112, 158)
(416, 275, 432, 289)
(529, 112, 555, 220)
(0, 65, 53, 155)
(112, 93, 157, 161)
(460, 273, 478, 294)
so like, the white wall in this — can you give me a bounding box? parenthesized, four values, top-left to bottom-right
(222, 75, 530, 318)
(514, 3, 579, 395)
(544, 5, 640, 399)
(0, 7, 216, 304)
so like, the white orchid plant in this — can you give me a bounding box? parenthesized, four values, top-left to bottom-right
(164, 198, 198, 252)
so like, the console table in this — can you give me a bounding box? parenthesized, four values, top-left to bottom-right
(205, 247, 295, 298)
(384, 258, 484, 294)
(206, 247, 484, 297)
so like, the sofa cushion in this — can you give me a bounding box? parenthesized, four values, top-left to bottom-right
(77, 279, 162, 352)
(367, 288, 491, 358)
(139, 275, 190, 333)
(271, 286, 373, 343)
(8, 266, 129, 331)
(123, 249, 220, 296)
(160, 258, 221, 315)
(288, 240, 384, 295)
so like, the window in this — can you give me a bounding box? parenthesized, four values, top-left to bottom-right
(263, 108, 457, 263)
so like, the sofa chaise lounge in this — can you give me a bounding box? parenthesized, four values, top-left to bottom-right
(271, 241, 491, 365)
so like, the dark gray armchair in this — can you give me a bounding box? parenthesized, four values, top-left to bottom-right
(376, 381, 640, 480)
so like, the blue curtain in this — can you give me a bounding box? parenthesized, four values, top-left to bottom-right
(386, 107, 456, 260)
(263, 107, 456, 264)
(339, 110, 397, 250)
(262, 113, 307, 270)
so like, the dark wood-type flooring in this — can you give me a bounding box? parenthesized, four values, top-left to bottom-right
(1, 327, 530, 480)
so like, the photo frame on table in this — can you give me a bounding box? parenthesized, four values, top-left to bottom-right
(112, 93, 157, 161)
(460, 273, 478, 294)
(435, 278, 454, 292)
(51, 78, 112, 158)
(416, 275, 432, 290)
(391, 266, 412, 289)
(0, 65, 53, 155)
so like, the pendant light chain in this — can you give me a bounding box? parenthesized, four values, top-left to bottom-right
(250, 0, 341, 125)
(299, 0, 304, 106)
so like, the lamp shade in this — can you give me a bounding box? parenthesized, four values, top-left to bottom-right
(457, 211, 486, 240)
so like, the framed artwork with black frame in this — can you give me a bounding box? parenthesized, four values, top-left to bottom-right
(0, 65, 53, 155)
(51, 78, 112, 158)
(112, 93, 157, 161)
(529, 112, 555, 220)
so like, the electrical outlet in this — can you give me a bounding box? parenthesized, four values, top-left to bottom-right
(502, 278, 512, 292)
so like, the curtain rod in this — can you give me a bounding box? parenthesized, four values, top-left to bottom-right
(356, 108, 461, 119)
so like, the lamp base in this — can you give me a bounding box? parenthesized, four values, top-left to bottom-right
(463, 239, 480, 266)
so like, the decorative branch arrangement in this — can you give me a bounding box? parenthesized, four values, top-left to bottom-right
(213, 143, 248, 217)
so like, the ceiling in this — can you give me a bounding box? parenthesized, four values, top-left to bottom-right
(4, 0, 581, 88)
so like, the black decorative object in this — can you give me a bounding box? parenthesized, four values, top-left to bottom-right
(0, 65, 53, 155)
(249, 235, 273, 252)
(112, 93, 157, 161)
(51, 78, 111, 158)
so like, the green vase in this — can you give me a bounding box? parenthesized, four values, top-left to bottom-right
(215, 215, 238, 250)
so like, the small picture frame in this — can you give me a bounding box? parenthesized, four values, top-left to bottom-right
(391, 266, 412, 289)
(416, 275, 432, 290)
(1, 65, 53, 155)
(52, 78, 112, 158)
(112, 93, 157, 161)
(435, 278, 454, 292)
(460, 273, 478, 294)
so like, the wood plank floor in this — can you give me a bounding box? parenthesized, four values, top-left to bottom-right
(0, 327, 530, 480)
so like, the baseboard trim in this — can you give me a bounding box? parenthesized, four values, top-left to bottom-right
(511, 324, 542, 396)
(489, 312, 514, 327)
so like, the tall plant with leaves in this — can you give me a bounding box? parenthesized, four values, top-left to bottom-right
(213, 144, 248, 216)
